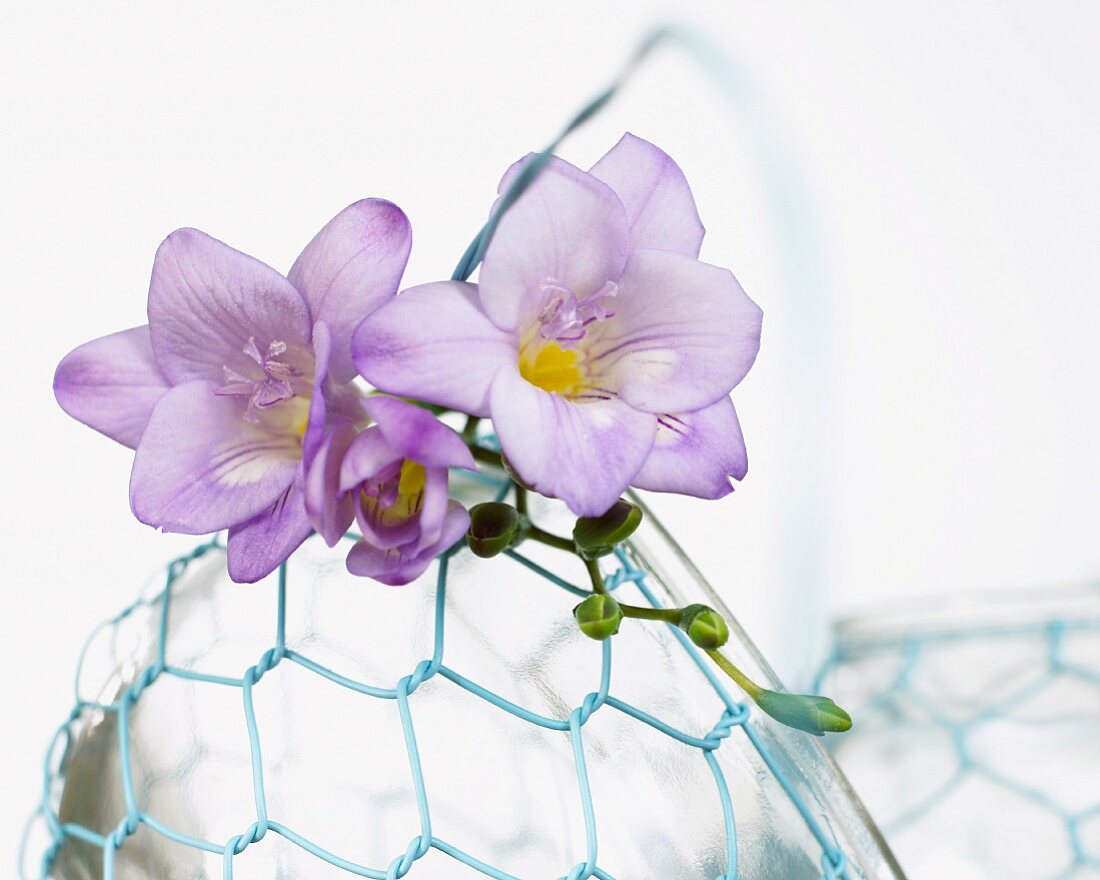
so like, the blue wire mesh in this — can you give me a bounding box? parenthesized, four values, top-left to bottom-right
(814, 610, 1100, 879)
(22, 530, 862, 880)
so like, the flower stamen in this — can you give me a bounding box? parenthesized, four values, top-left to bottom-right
(214, 337, 304, 423)
(537, 278, 618, 347)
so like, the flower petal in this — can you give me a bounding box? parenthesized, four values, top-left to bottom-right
(302, 320, 333, 469)
(412, 466, 450, 554)
(352, 281, 514, 417)
(631, 398, 748, 499)
(130, 381, 300, 533)
(478, 156, 631, 333)
(339, 426, 402, 492)
(148, 228, 312, 384)
(345, 501, 469, 586)
(591, 249, 763, 414)
(226, 485, 314, 583)
(589, 132, 705, 258)
(304, 421, 358, 546)
(489, 368, 656, 517)
(301, 321, 362, 470)
(288, 199, 412, 383)
(53, 325, 170, 449)
(362, 396, 476, 471)
(354, 496, 423, 551)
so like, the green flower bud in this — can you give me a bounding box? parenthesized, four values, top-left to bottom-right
(466, 502, 521, 558)
(754, 690, 853, 736)
(572, 500, 643, 560)
(678, 604, 729, 649)
(573, 594, 624, 641)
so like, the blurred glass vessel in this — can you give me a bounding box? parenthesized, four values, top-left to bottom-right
(25, 481, 902, 880)
(817, 586, 1100, 880)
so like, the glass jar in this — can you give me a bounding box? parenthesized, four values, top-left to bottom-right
(23, 476, 902, 880)
(817, 585, 1100, 879)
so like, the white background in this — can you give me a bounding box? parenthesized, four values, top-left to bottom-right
(2, 1, 1099, 861)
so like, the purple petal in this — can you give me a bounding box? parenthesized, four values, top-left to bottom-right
(478, 156, 631, 333)
(288, 199, 412, 383)
(130, 381, 300, 533)
(591, 249, 763, 414)
(353, 281, 514, 417)
(303, 421, 358, 546)
(412, 466, 450, 554)
(353, 482, 423, 551)
(362, 396, 476, 471)
(345, 501, 469, 586)
(632, 398, 748, 499)
(148, 228, 312, 385)
(489, 368, 656, 517)
(226, 485, 314, 583)
(589, 133, 705, 258)
(339, 426, 402, 492)
(53, 325, 170, 449)
(302, 320, 333, 469)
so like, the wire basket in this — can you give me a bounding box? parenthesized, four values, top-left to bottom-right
(23, 482, 902, 880)
(816, 584, 1100, 879)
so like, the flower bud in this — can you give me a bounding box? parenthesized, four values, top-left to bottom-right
(678, 604, 729, 649)
(573, 594, 624, 641)
(572, 500, 643, 559)
(754, 690, 853, 736)
(466, 502, 521, 558)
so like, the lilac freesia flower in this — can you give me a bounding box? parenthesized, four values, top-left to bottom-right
(304, 396, 475, 585)
(353, 134, 762, 516)
(54, 200, 412, 582)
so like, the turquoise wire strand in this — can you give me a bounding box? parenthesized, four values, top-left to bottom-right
(815, 617, 1100, 879)
(23, 523, 866, 880)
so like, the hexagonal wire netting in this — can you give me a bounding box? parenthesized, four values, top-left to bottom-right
(22, 518, 864, 880)
(814, 591, 1100, 879)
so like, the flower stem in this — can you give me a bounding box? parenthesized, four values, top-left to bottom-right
(462, 415, 481, 443)
(585, 558, 607, 594)
(526, 524, 576, 554)
(514, 484, 528, 516)
(619, 603, 681, 624)
(469, 445, 503, 468)
(705, 648, 763, 699)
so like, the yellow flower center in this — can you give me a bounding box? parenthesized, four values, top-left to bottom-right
(288, 397, 312, 439)
(519, 341, 585, 397)
(396, 460, 427, 510)
(361, 460, 426, 527)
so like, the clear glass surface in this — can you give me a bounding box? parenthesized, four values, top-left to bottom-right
(818, 585, 1100, 879)
(26, 480, 902, 880)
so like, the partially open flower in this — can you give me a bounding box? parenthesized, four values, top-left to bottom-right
(53, 200, 412, 582)
(305, 396, 476, 586)
(353, 134, 761, 516)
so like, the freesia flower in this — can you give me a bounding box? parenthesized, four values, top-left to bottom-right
(54, 200, 412, 582)
(304, 396, 475, 585)
(353, 134, 761, 516)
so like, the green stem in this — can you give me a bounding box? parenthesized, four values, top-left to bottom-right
(469, 445, 503, 469)
(619, 603, 681, 624)
(585, 558, 606, 594)
(514, 484, 528, 516)
(525, 524, 576, 554)
(705, 649, 763, 699)
(462, 415, 481, 443)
